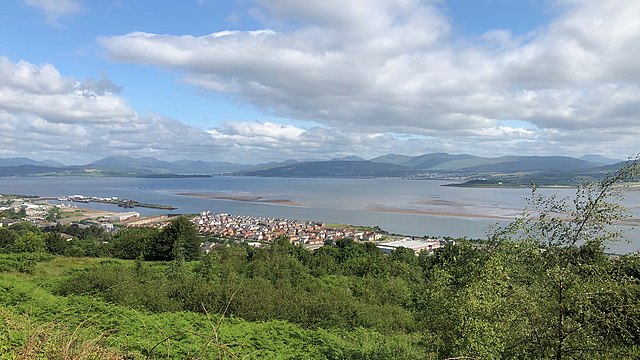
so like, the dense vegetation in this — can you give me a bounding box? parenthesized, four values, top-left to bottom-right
(1, 163, 639, 358)
(0, 221, 112, 258)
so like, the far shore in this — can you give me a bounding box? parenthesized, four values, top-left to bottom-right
(175, 192, 303, 207)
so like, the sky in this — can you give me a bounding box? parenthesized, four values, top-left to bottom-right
(0, 0, 638, 164)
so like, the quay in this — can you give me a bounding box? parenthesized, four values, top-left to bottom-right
(58, 195, 177, 210)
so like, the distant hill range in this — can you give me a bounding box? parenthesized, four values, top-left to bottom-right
(0, 153, 631, 186)
(0, 155, 251, 178)
(234, 153, 630, 186)
(579, 154, 623, 165)
(86, 155, 250, 174)
(237, 153, 619, 175)
(0, 157, 65, 168)
(241, 160, 409, 178)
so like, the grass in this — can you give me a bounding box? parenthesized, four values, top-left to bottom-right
(0, 307, 124, 359)
(32, 256, 108, 277)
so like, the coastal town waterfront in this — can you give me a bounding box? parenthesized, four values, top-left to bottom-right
(1, 176, 639, 254)
(2, 193, 446, 255)
(193, 211, 384, 244)
(190, 211, 446, 253)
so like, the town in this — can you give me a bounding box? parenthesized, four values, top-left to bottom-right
(194, 211, 383, 244)
(1, 193, 448, 255)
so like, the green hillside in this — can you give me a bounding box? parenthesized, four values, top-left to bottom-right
(1, 256, 422, 359)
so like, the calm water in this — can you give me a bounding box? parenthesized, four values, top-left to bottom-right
(1, 176, 639, 253)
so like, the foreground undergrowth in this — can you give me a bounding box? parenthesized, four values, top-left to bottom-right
(0, 256, 425, 359)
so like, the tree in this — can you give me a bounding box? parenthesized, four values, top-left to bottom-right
(45, 207, 61, 221)
(44, 232, 66, 254)
(419, 159, 640, 359)
(0, 208, 26, 219)
(0, 228, 18, 253)
(308, 245, 340, 276)
(8, 221, 39, 234)
(389, 246, 417, 265)
(147, 216, 201, 261)
(112, 227, 159, 259)
(193, 252, 220, 280)
(504, 159, 640, 359)
(12, 231, 46, 253)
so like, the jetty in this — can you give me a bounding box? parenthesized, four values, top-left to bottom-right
(58, 195, 177, 210)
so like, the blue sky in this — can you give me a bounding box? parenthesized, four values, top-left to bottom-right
(0, 0, 638, 164)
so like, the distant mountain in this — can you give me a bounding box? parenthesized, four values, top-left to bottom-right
(0, 153, 624, 185)
(456, 156, 597, 173)
(592, 160, 630, 173)
(374, 154, 595, 172)
(580, 154, 623, 165)
(403, 153, 479, 169)
(86, 156, 250, 174)
(236, 160, 409, 178)
(0, 165, 71, 177)
(369, 154, 415, 165)
(330, 156, 366, 162)
(170, 160, 251, 174)
(88, 156, 170, 170)
(448, 161, 629, 187)
(235, 153, 610, 183)
(0, 157, 65, 167)
(370, 152, 499, 170)
(244, 159, 302, 172)
(372, 153, 598, 173)
(42, 160, 66, 167)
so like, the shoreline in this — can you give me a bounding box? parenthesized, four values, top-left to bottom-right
(175, 192, 304, 207)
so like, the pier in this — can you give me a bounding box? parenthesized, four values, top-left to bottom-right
(57, 195, 177, 210)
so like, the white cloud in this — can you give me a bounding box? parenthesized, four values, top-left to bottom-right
(209, 121, 305, 142)
(0, 57, 228, 163)
(0, 57, 134, 123)
(0, 54, 634, 163)
(203, 120, 639, 163)
(99, 0, 640, 158)
(0, 57, 68, 93)
(206, 122, 419, 161)
(23, 0, 82, 24)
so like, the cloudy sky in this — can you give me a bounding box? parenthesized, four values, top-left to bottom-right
(1, 0, 638, 164)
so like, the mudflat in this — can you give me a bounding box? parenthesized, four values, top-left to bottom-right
(365, 204, 515, 220)
(175, 192, 303, 207)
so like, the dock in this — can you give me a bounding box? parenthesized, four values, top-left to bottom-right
(55, 195, 177, 210)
